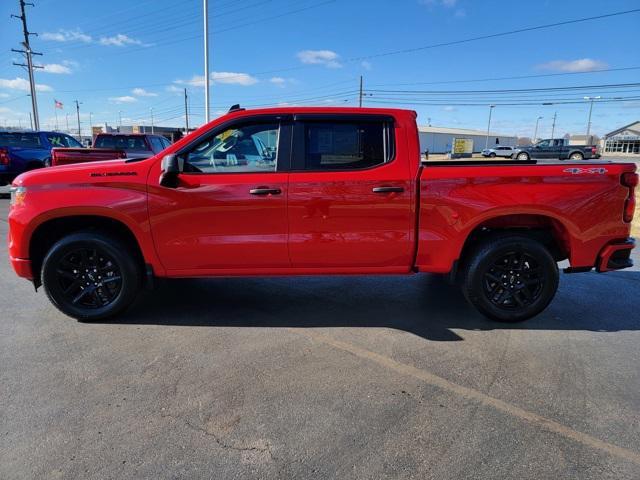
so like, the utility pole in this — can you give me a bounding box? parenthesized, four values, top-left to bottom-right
(584, 96, 601, 140)
(28, 111, 33, 130)
(427, 117, 431, 127)
(358, 75, 363, 107)
(203, 0, 210, 123)
(74, 100, 82, 141)
(12, 0, 43, 130)
(65, 113, 69, 132)
(533, 116, 543, 143)
(550, 112, 557, 140)
(118, 110, 123, 130)
(485, 105, 495, 149)
(184, 88, 189, 132)
(150, 107, 154, 134)
(89, 112, 93, 137)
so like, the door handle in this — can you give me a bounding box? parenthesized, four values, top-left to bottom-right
(372, 186, 404, 193)
(249, 187, 282, 196)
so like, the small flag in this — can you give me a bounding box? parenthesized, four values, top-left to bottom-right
(54, 99, 63, 109)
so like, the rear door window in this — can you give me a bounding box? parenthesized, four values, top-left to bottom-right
(95, 135, 150, 151)
(0, 132, 42, 148)
(294, 120, 393, 171)
(46, 133, 82, 148)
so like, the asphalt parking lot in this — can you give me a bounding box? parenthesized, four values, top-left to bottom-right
(1, 197, 640, 479)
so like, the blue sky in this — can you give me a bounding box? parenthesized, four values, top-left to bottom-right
(1, 0, 639, 138)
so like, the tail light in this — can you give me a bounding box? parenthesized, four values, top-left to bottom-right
(591, 146, 597, 155)
(0, 147, 9, 166)
(621, 172, 638, 223)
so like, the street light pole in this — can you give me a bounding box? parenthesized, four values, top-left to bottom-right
(203, 0, 210, 123)
(485, 105, 495, 149)
(533, 116, 543, 143)
(74, 100, 82, 142)
(584, 96, 601, 140)
(150, 107, 154, 134)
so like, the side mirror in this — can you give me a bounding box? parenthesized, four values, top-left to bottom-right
(159, 154, 183, 188)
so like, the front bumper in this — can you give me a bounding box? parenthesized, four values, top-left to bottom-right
(596, 238, 635, 272)
(10, 256, 33, 280)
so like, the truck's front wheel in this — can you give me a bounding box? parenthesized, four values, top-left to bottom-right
(41, 232, 141, 321)
(461, 235, 558, 322)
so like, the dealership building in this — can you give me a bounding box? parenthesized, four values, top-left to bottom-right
(418, 125, 517, 154)
(601, 121, 640, 155)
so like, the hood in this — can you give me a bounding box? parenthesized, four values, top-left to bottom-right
(13, 157, 149, 187)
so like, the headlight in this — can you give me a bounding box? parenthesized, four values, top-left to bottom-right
(10, 186, 27, 207)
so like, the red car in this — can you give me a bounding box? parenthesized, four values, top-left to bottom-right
(7, 107, 637, 322)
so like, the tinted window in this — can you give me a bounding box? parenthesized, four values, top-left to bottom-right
(301, 121, 389, 170)
(161, 137, 171, 148)
(0, 132, 42, 148)
(149, 137, 164, 153)
(182, 122, 279, 174)
(95, 135, 150, 151)
(46, 133, 82, 148)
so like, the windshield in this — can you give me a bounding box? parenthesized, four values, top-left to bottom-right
(94, 135, 150, 151)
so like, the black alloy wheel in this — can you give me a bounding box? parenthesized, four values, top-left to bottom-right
(55, 247, 123, 309)
(42, 232, 141, 321)
(482, 250, 543, 310)
(461, 235, 559, 322)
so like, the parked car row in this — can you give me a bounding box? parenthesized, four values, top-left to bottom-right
(0, 132, 173, 184)
(482, 139, 600, 161)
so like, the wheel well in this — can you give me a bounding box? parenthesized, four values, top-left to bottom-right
(29, 216, 145, 286)
(25, 160, 45, 171)
(457, 214, 570, 273)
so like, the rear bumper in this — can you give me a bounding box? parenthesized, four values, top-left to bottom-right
(10, 256, 33, 280)
(596, 238, 635, 272)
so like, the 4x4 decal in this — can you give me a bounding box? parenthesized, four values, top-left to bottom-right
(563, 167, 608, 175)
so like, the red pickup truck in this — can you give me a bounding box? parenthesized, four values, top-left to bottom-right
(7, 107, 637, 323)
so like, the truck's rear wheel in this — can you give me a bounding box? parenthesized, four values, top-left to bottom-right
(569, 152, 584, 160)
(461, 235, 558, 322)
(41, 232, 141, 321)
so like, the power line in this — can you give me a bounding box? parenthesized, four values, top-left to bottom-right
(365, 82, 640, 95)
(367, 66, 640, 87)
(345, 9, 640, 64)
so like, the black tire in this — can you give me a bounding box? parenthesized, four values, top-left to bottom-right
(41, 231, 141, 321)
(489, 152, 496, 158)
(569, 152, 584, 160)
(516, 152, 530, 161)
(461, 235, 558, 322)
(43, 157, 52, 168)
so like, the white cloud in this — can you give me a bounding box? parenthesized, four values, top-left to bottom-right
(132, 88, 158, 97)
(0, 93, 10, 98)
(361, 61, 372, 70)
(443, 106, 457, 112)
(42, 63, 72, 74)
(213, 71, 258, 86)
(99, 34, 144, 47)
(42, 29, 92, 43)
(166, 85, 183, 93)
(419, 0, 457, 7)
(174, 71, 259, 88)
(537, 58, 608, 73)
(296, 50, 342, 68)
(0, 77, 52, 92)
(454, 8, 466, 17)
(108, 95, 137, 104)
(270, 77, 286, 86)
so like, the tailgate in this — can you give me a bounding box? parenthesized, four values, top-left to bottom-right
(51, 148, 127, 166)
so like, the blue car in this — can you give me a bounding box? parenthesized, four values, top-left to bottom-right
(0, 131, 83, 185)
